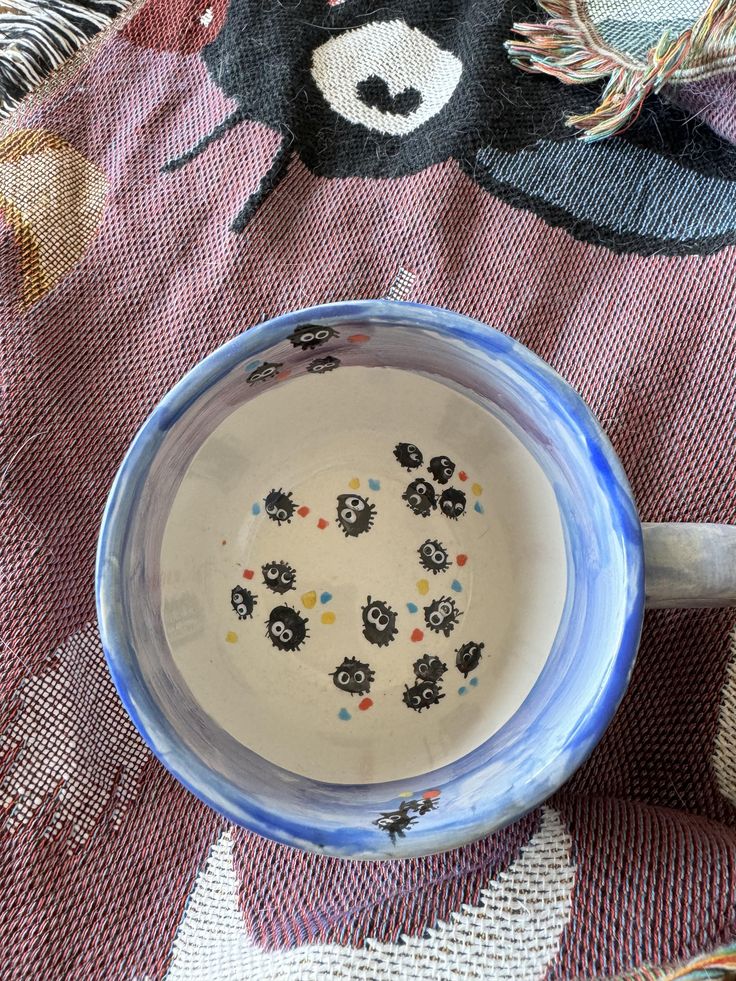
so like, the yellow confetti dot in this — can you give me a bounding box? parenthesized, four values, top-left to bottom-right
(302, 590, 317, 609)
(398, 791, 413, 798)
(417, 579, 429, 595)
(225, 631, 238, 644)
(348, 477, 360, 489)
(471, 482, 483, 496)
(321, 611, 336, 625)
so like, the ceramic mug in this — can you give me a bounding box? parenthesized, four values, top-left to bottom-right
(96, 300, 736, 859)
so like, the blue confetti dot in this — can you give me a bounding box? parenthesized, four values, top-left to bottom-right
(251, 502, 261, 515)
(458, 686, 467, 695)
(406, 602, 418, 614)
(474, 501, 485, 514)
(451, 579, 462, 593)
(470, 677, 479, 687)
(320, 591, 333, 605)
(338, 708, 351, 721)
(245, 360, 261, 372)
(368, 478, 381, 491)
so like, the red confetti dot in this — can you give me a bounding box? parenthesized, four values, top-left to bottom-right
(348, 333, 370, 344)
(297, 505, 310, 517)
(456, 554, 468, 567)
(317, 517, 329, 529)
(358, 697, 373, 711)
(458, 471, 468, 481)
(243, 569, 254, 580)
(411, 628, 424, 642)
(422, 789, 441, 800)
(276, 369, 292, 380)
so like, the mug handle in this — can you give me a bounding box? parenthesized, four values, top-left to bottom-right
(643, 523, 736, 608)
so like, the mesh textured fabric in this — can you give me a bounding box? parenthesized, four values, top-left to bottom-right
(1, 1, 735, 978)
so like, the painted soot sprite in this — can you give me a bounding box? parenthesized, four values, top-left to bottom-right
(439, 487, 466, 519)
(287, 323, 339, 351)
(424, 596, 461, 636)
(331, 656, 375, 696)
(403, 680, 445, 712)
(265, 605, 308, 651)
(402, 479, 436, 517)
(427, 455, 455, 485)
(307, 355, 340, 373)
(336, 493, 376, 538)
(393, 442, 423, 471)
(418, 539, 450, 575)
(361, 597, 398, 647)
(374, 803, 418, 842)
(261, 560, 296, 594)
(264, 488, 297, 525)
(456, 641, 484, 677)
(230, 585, 256, 620)
(247, 362, 282, 385)
(412, 653, 448, 683)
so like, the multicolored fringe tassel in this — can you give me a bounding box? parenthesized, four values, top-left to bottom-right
(506, 0, 736, 140)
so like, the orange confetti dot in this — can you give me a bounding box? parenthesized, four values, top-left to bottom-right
(225, 631, 237, 644)
(358, 697, 373, 711)
(411, 628, 424, 642)
(348, 333, 370, 343)
(317, 517, 329, 529)
(422, 789, 441, 799)
(321, 611, 336, 625)
(456, 554, 468, 567)
(297, 505, 310, 517)
(276, 368, 292, 380)
(417, 579, 429, 595)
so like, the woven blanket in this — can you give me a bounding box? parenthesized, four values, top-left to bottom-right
(1, 1, 735, 978)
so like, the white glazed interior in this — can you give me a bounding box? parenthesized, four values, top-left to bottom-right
(161, 367, 566, 783)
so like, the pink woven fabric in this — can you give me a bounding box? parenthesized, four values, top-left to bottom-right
(1, 2, 735, 977)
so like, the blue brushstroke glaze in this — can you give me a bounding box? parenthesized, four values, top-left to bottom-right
(451, 579, 462, 593)
(338, 708, 351, 721)
(368, 478, 381, 491)
(406, 602, 418, 614)
(251, 502, 260, 516)
(320, 591, 332, 605)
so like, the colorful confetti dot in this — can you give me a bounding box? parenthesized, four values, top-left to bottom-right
(348, 333, 370, 343)
(322, 611, 336, 625)
(245, 360, 261, 372)
(398, 791, 414, 798)
(470, 677, 479, 687)
(422, 789, 441, 800)
(458, 471, 468, 482)
(456, 554, 468, 567)
(411, 628, 424, 642)
(317, 517, 329, 529)
(474, 501, 485, 514)
(243, 569, 254, 580)
(320, 591, 333, 605)
(302, 590, 317, 609)
(358, 697, 373, 711)
(406, 602, 418, 614)
(471, 483, 483, 496)
(338, 708, 351, 721)
(451, 579, 462, 593)
(251, 502, 261, 515)
(368, 478, 380, 491)
(458, 686, 467, 695)
(276, 368, 292, 381)
(225, 631, 238, 644)
(297, 505, 310, 518)
(417, 579, 429, 595)
(348, 477, 360, 490)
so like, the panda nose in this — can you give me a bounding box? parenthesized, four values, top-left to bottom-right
(356, 75, 422, 118)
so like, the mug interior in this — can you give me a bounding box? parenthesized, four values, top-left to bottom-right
(97, 301, 644, 859)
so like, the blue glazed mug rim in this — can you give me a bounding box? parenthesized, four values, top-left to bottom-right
(96, 299, 644, 858)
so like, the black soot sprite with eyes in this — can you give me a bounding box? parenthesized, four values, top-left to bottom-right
(331, 656, 375, 696)
(456, 641, 485, 677)
(428, 455, 455, 485)
(266, 605, 308, 651)
(418, 539, 450, 575)
(424, 596, 461, 636)
(394, 442, 423, 471)
(288, 323, 339, 351)
(403, 680, 445, 713)
(336, 493, 376, 538)
(439, 487, 466, 520)
(412, 653, 447, 683)
(374, 802, 418, 842)
(402, 479, 437, 517)
(307, 355, 340, 373)
(361, 597, 398, 647)
(247, 362, 282, 385)
(230, 585, 256, 620)
(264, 489, 297, 526)
(261, 560, 296, 594)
